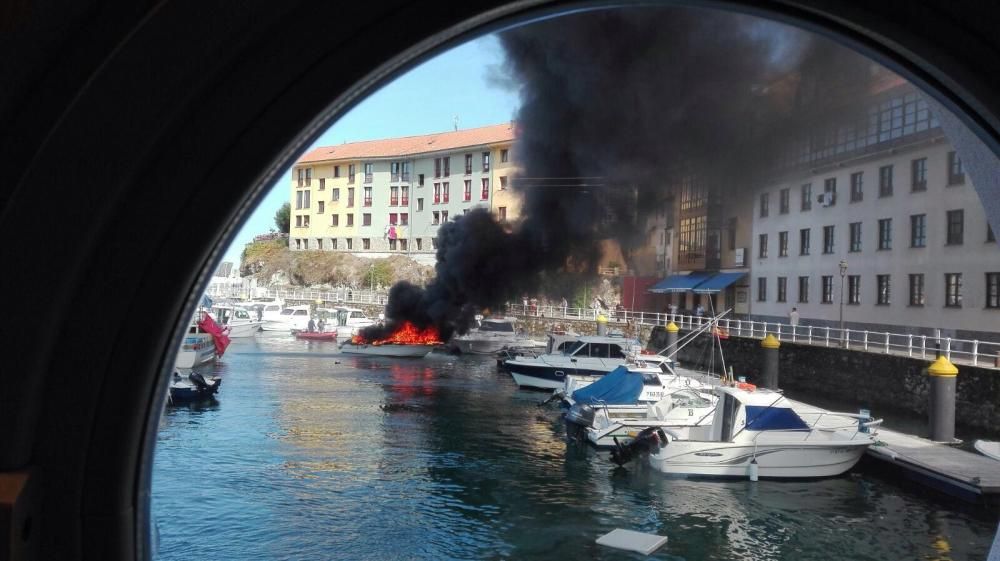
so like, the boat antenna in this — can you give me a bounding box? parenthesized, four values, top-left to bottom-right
(705, 293, 728, 379)
(653, 308, 732, 361)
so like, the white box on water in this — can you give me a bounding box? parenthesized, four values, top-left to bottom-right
(596, 528, 668, 555)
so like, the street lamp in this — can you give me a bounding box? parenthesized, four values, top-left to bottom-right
(838, 259, 848, 345)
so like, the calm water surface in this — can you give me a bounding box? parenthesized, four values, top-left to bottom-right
(153, 333, 997, 560)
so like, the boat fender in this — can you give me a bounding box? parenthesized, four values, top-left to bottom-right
(748, 458, 759, 482)
(736, 382, 756, 391)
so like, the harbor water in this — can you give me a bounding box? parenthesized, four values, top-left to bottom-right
(153, 334, 997, 560)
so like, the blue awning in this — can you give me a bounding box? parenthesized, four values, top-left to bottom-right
(648, 272, 715, 293)
(693, 272, 747, 293)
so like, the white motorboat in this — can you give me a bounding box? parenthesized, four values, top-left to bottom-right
(339, 342, 433, 358)
(211, 304, 262, 338)
(168, 369, 221, 403)
(617, 385, 880, 479)
(583, 386, 719, 448)
(261, 304, 311, 332)
(450, 317, 543, 355)
(505, 334, 642, 391)
(974, 440, 1000, 461)
(332, 306, 377, 339)
(561, 356, 700, 406)
(175, 316, 217, 369)
(257, 301, 286, 328)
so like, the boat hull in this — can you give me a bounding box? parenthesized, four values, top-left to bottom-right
(648, 440, 870, 479)
(225, 321, 262, 338)
(295, 331, 338, 341)
(453, 338, 514, 355)
(175, 334, 216, 368)
(340, 343, 432, 358)
(506, 361, 615, 390)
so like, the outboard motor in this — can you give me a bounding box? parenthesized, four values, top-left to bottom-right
(188, 372, 220, 395)
(610, 427, 667, 467)
(564, 403, 596, 427)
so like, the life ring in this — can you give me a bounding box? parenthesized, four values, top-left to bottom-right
(736, 382, 756, 391)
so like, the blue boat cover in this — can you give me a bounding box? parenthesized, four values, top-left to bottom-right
(744, 405, 809, 431)
(648, 271, 715, 293)
(693, 272, 746, 293)
(571, 366, 645, 405)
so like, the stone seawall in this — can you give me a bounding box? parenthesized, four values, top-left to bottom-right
(648, 326, 1000, 435)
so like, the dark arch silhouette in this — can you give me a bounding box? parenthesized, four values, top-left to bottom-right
(1, 2, 998, 559)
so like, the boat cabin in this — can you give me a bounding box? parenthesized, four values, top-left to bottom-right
(561, 336, 640, 359)
(477, 318, 517, 333)
(707, 386, 809, 442)
(335, 307, 373, 327)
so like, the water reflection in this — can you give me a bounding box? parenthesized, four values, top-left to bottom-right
(153, 335, 996, 561)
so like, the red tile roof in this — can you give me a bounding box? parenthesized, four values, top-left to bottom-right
(298, 123, 515, 164)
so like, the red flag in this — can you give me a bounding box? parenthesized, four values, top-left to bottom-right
(198, 311, 231, 357)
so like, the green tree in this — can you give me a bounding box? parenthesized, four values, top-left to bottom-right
(274, 202, 291, 233)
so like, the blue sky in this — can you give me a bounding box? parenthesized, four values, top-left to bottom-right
(221, 34, 519, 264)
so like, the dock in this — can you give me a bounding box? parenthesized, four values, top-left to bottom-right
(866, 428, 1000, 504)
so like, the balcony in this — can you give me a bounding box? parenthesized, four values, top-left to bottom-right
(364, 173, 373, 184)
(442, 194, 449, 203)
(401, 196, 409, 206)
(363, 197, 372, 207)
(391, 173, 399, 182)
(401, 172, 410, 182)
(433, 196, 440, 204)
(390, 197, 399, 206)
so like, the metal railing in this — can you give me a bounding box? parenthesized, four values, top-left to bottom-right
(263, 287, 389, 306)
(503, 304, 1000, 369)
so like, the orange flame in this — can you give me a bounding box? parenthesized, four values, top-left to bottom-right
(351, 321, 443, 346)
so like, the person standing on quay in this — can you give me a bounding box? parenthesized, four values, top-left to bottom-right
(789, 307, 800, 328)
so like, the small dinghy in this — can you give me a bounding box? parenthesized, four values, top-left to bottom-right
(294, 330, 338, 342)
(973, 440, 1000, 461)
(168, 370, 221, 403)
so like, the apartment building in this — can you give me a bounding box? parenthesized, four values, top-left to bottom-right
(290, 124, 518, 261)
(750, 85, 1000, 338)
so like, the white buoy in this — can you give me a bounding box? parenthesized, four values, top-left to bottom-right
(748, 458, 759, 481)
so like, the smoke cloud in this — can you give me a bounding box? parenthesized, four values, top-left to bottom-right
(361, 6, 878, 342)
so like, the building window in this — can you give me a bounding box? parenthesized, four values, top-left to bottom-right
(800, 228, 810, 255)
(302, 215, 309, 228)
(778, 231, 788, 257)
(727, 217, 737, 251)
(442, 210, 449, 222)
(319, 177, 325, 190)
(400, 213, 408, 226)
(400, 239, 408, 251)
(332, 188, 340, 202)
(346, 238, 352, 250)
(362, 213, 371, 226)
(362, 163, 373, 183)
(800, 183, 812, 211)
(390, 186, 399, 206)
(334, 165, 340, 178)
(678, 216, 706, 266)
(988, 224, 995, 243)
(945, 273, 962, 307)
(296, 168, 304, 186)
(877, 274, 891, 305)
(777, 277, 787, 302)
(823, 177, 837, 205)
(481, 178, 489, 200)
(910, 214, 926, 247)
(303, 239, 309, 250)
(757, 277, 767, 302)
(947, 151, 965, 185)
(849, 222, 862, 252)
(318, 201, 325, 214)
(348, 164, 356, 184)
(331, 238, 338, 250)
(482, 151, 490, 172)
(347, 214, 354, 227)
(363, 186, 372, 207)
(433, 183, 440, 204)
(821, 276, 833, 304)
(850, 172, 863, 202)
(879, 165, 893, 197)
(434, 158, 441, 178)
(401, 186, 409, 206)
(878, 218, 892, 250)
(779, 188, 790, 214)
(823, 225, 835, 254)
(501, 149, 509, 163)
(417, 198, 424, 212)
(442, 182, 450, 203)
(294, 238, 301, 250)
(388, 213, 398, 225)
(798, 276, 809, 303)
(317, 238, 324, 250)
(416, 239, 422, 251)
(389, 238, 397, 250)
(500, 176, 508, 189)
(910, 274, 924, 306)
(987, 273, 1000, 309)
(946, 209, 964, 245)
(678, 176, 707, 211)
(295, 215, 302, 228)
(431, 237, 438, 249)
(347, 187, 355, 207)
(389, 161, 401, 182)
(418, 173, 425, 186)
(498, 207, 507, 222)
(331, 214, 339, 227)
(432, 211, 440, 225)
(401, 161, 410, 182)
(443, 157, 450, 177)
(305, 167, 312, 186)
(464, 154, 473, 175)
(758, 233, 768, 258)
(759, 192, 769, 217)
(848, 275, 861, 305)
(911, 158, 927, 191)
(464, 180, 471, 201)
(363, 238, 370, 250)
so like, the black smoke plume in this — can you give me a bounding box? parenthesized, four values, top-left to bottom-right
(360, 6, 879, 342)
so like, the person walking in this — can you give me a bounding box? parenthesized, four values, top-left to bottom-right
(307, 317, 316, 333)
(560, 297, 568, 317)
(789, 307, 800, 327)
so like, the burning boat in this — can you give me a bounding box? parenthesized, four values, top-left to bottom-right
(338, 321, 441, 358)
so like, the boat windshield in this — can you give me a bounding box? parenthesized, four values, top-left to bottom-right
(564, 341, 586, 355)
(479, 321, 515, 333)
